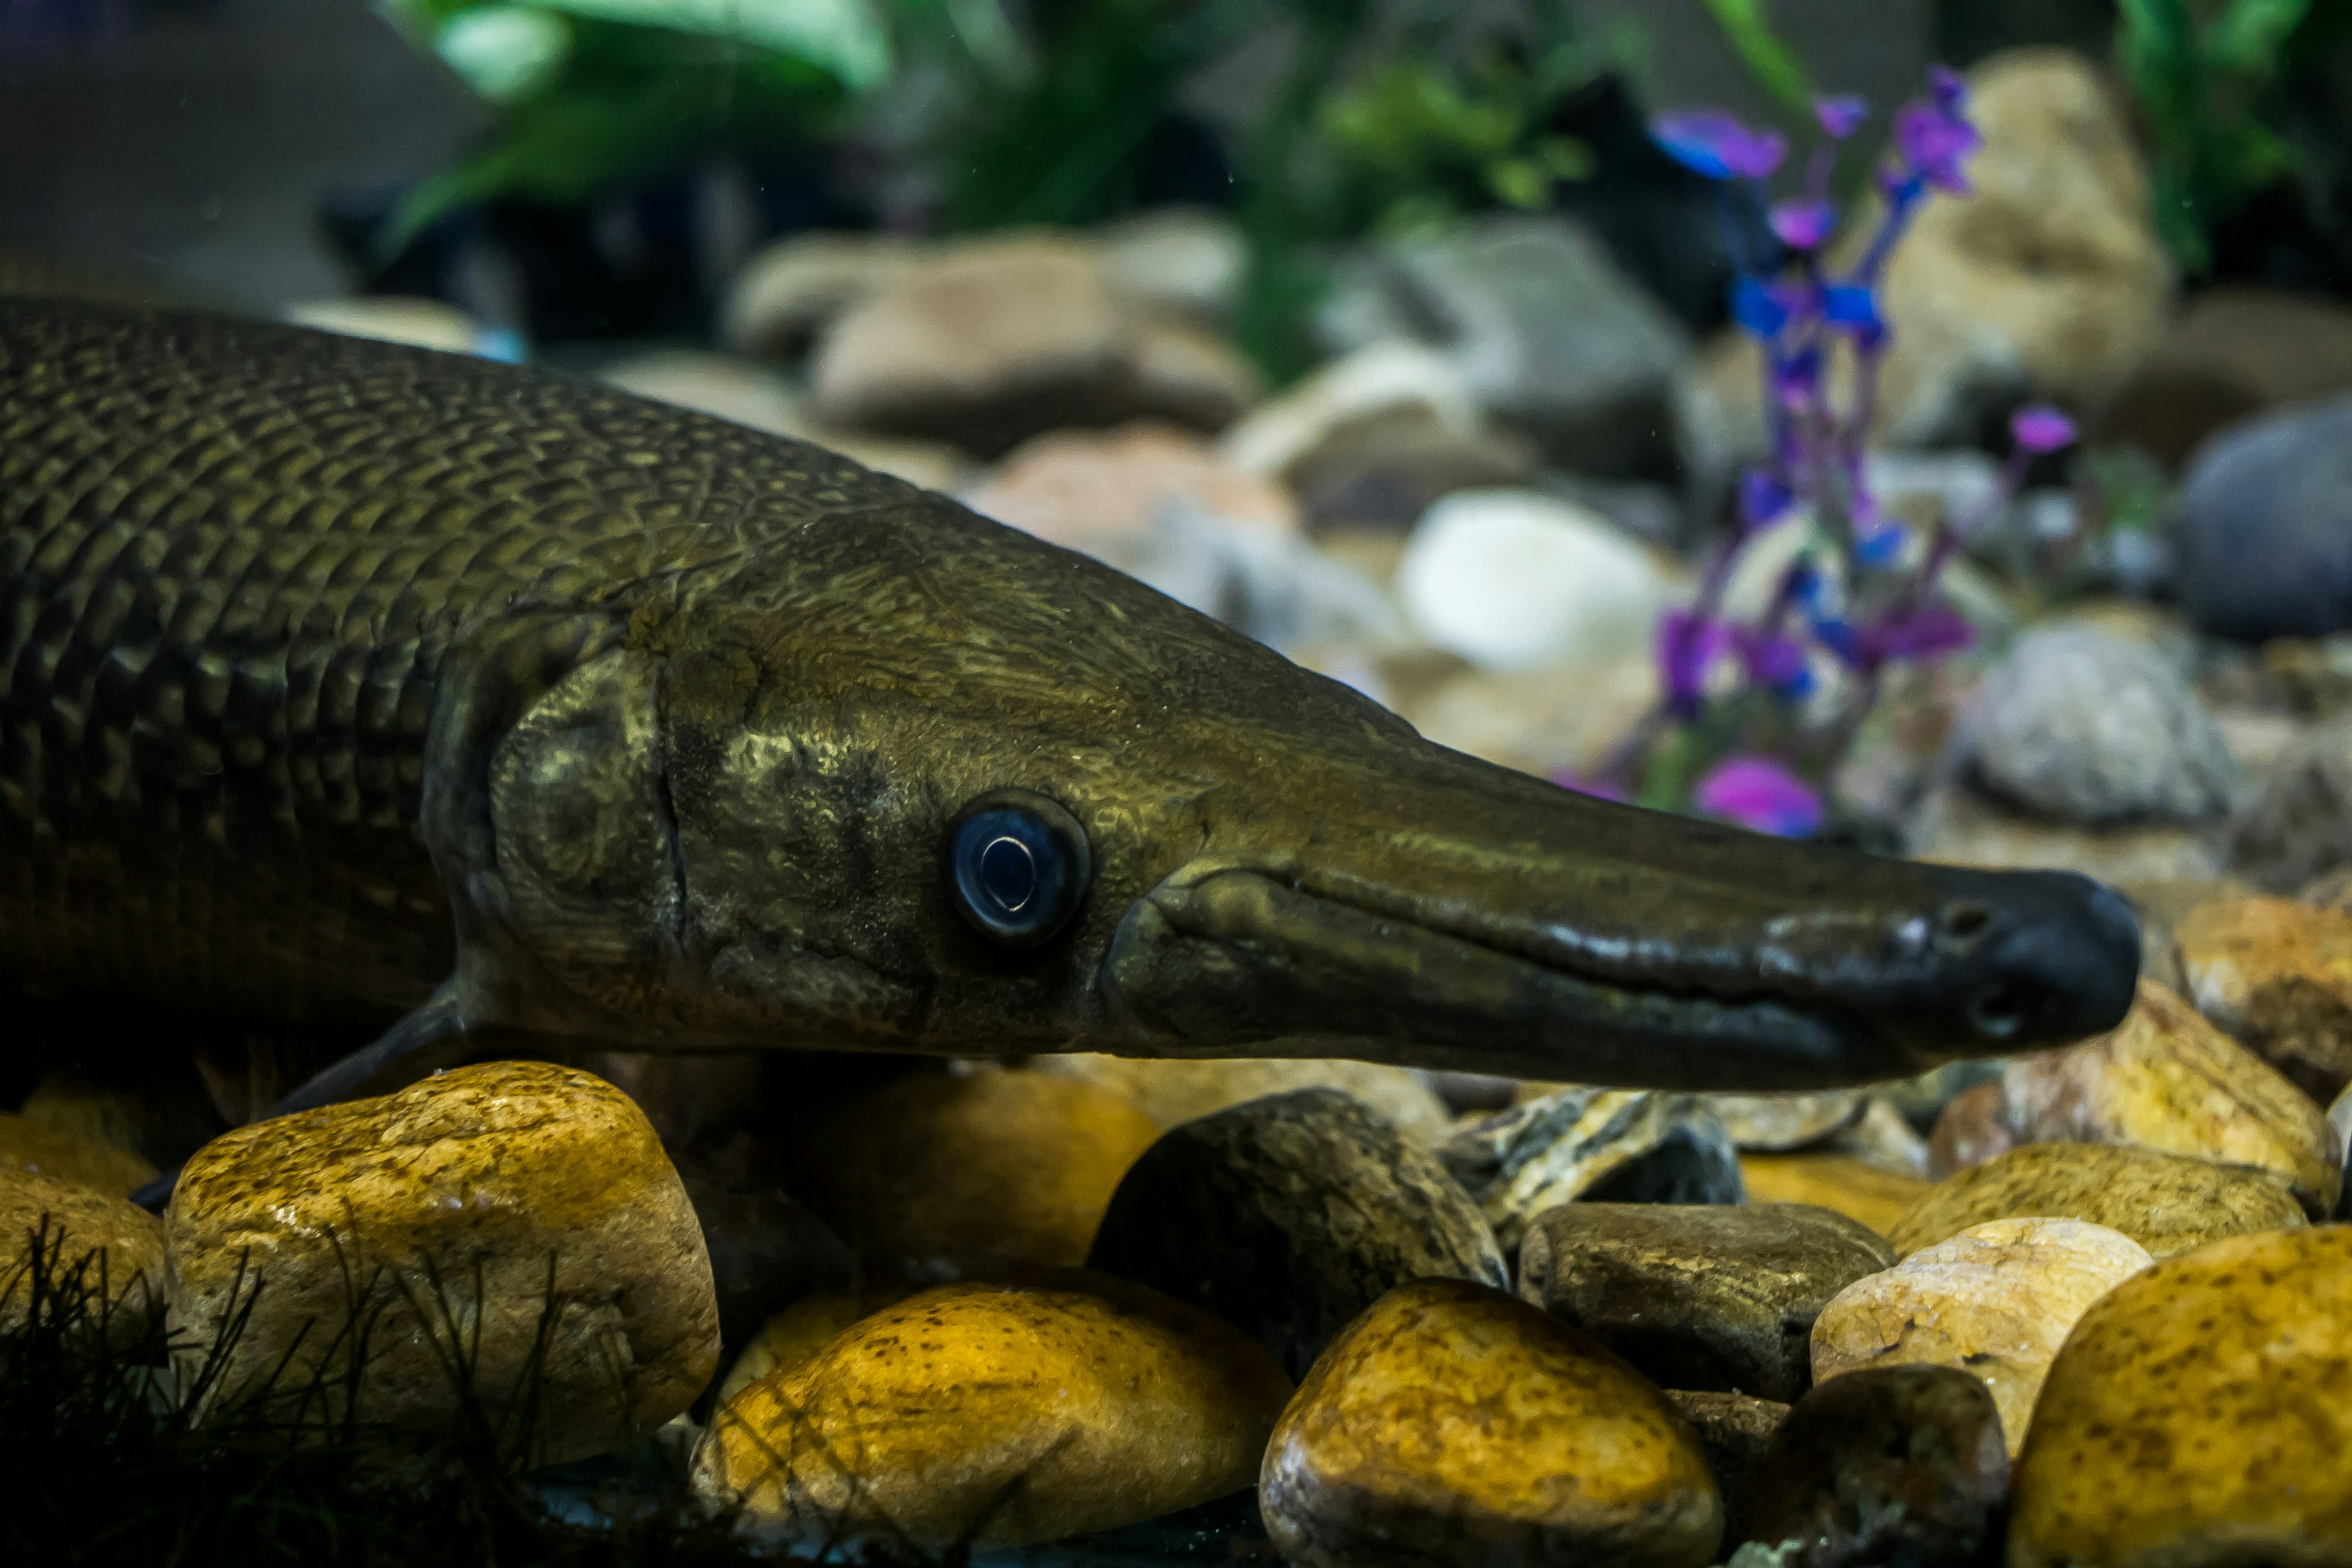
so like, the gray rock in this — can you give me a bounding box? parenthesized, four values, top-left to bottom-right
(1731, 1365, 2008, 1568)
(1439, 1088, 1743, 1251)
(1318, 215, 1689, 477)
(1517, 1203, 1896, 1403)
(1086, 1088, 1507, 1379)
(2180, 393, 2352, 642)
(1948, 624, 2239, 826)
(2224, 714, 2352, 891)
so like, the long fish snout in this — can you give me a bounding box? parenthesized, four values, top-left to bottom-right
(1097, 756, 2145, 1089)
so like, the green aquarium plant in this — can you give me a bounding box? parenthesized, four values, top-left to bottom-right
(1576, 70, 2077, 839)
(2115, 0, 2319, 273)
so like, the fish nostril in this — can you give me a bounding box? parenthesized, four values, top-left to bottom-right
(1967, 978, 2031, 1039)
(1939, 900, 1994, 947)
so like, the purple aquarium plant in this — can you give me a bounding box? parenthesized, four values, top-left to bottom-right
(1575, 68, 2075, 838)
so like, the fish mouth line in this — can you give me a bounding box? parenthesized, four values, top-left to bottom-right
(1105, 867, 1932, 1087)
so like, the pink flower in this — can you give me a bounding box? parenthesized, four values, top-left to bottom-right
(1694, 756, 1823, 837)
(2010, 405, 2078, 454)
(1769, 198, 1837, 251)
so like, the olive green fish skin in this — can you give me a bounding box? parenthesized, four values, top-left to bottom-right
(0, 299, 2140, 1088)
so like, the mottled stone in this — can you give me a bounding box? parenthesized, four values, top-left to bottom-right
(1441, 1089, 1743, 1251)
(2010, 1226, 2352, 1567)
(1813, 1218, 2152, 1454)
(1087, 1088, 1506, 1379)
(1738, 1154, 1932, 1236)
(1907, 783, 2223, 883)
(787, 1067, 1161, 1279)
(695, 1276, 1289, 1550)
(0, 1109, 157, 1198)
(1699, 1092, 1867, 1152)
(1039, 1056, 1452, 1146)
(2175, 893, 2352, 1103)
(2222, 713, 2352, 892)
(1736, 1365, 2008, 1568)
(1820, 1096, 1933, 1177)
(714, 1286, 911, 1406)
(1662, 1389, 1786, 1542)
(1518, 1204, 1894, 1403)
(165, 1062, 719, 1464)
(1261, 1278, 1722, 1568)
(1891, 1140, 2306, 1260)
(0, 1168, 166, 1345)
(2003, 978, 2339, 1214)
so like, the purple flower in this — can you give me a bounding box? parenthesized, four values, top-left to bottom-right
(1769, 198, 1837, 250)
(1893, 97, 1980, 194)
(1694, 756, 1824, 837)
(1658, 609, 1731, 714)
(1651, 110, 1788, 181)
(1814, 94, 1869, 139)
(1740, 468, 1795, 531)
(1771, 347, 1822, 411)
(1857, 603, 1976, 664)
(2011, 405, 2078, 454)
(1734, 628, 1812, 694)
(1928, 64, 1967, 114)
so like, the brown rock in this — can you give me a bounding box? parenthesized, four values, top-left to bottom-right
(1087, 1088, 1506, 1379)
(2002, 979, 2339, 1214)
(1662, 1389, 1786, 1542)
(721, 231, 921, 360)
(1889, 1140, 2308, 1260)
(2010, 1226, 2352, 1567)
(1812, 1217, 2151, 1454)
(1739, 1365, 2009, 1568)
(811, 234, 1255, 456)
(0, 1168, 166, 1346)
(0, 1110, 156, 1198)
(696, 1275, 1289, 1549)
(2175, 893, 2352, 1103)
(165, 1061, 719, 1463)
(1260, 1278, 1722, 1568)
(1698, 1092, 1868, 1152)
(1738, 1154, 1933, 1236)
(1927, 1080, 2017, 1177)
(1040, 1053, 1451, 1147)
(1907, 783, 2221, 883)
(786, 1066, 1161, 1279)
(1518, 1203, 1894, 1403)
(2097, 286, 2352, 469)
(962, 423, 1298, 554)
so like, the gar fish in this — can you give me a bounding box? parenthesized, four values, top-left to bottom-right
(0, 301, 2138, 1183)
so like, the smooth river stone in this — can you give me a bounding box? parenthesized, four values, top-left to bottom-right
(0, 1110, 157, 1198)
(1441, 1088, 1742, 1250)
(2175, 892, 2352, 1104)
(1042, 1053, 1453, 1146)
(1086, 1087, 1506, 1379)
(1739, 1153, 1933, 1236)
(1889, 1140, 2307, 1259)
(786, 1066, 1161, 1278)
(1517, 1203, 1894, 1402)
(712, 1285, 910, 1406)
(1261, 1278, 1721, 1568)
(1734, 1365, 2008, 1568)
(1812, 1217, 2152, 1455)
(2002, 978, 2339, 1214)
(166, 1061, 719, 1464)
(1662, 1390, 1787, 1543)
(2011, 1226, 2352, 1567)
(695, 1275, 1290, 1549)
(0, 1166, 166, 1346)
(1697, 1091, 1867, 1151)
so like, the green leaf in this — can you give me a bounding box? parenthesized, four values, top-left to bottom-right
(2207, 0, 2312, 77)
(1698, 0, 1814, 117)
(535, 0, 889, 89)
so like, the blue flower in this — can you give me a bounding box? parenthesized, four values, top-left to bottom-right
(1739, 468, 1795, 531)
(1731, 275, 1794, 338)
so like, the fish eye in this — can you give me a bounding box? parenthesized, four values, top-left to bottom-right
(947, 790, 1091, 949)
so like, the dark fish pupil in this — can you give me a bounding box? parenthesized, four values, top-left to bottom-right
(979, 835, 1038, 912)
